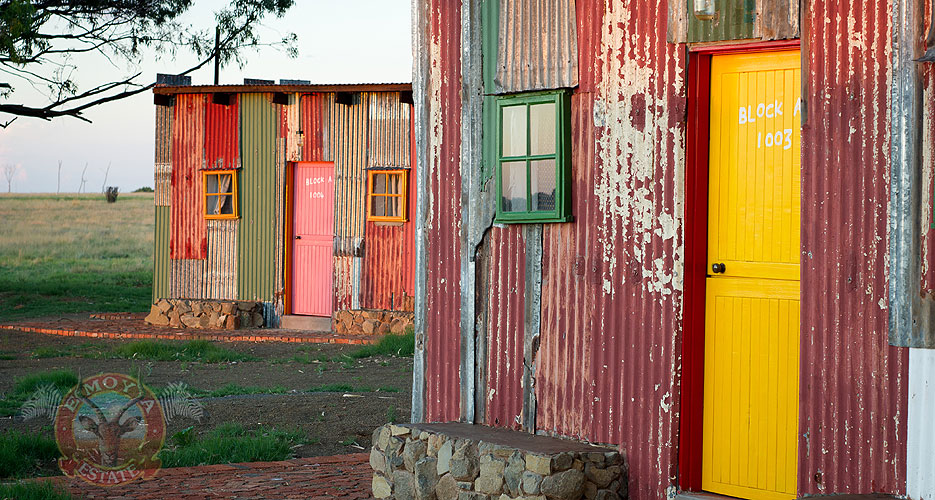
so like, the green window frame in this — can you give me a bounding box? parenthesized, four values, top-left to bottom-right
(494, 90, 572, 223)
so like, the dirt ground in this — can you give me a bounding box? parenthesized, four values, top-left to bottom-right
(0, 328, 412, 461)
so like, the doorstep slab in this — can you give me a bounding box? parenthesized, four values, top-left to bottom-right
(279, 314, 333, 331)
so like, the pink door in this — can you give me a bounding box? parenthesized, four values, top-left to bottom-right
(292, 162, 335, 316)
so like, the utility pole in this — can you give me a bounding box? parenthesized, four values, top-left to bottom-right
(57, 160, 62, 194)
(78, 162, 88, 193)
(213, 26, 221, 85)
(101, 162, 111, 193)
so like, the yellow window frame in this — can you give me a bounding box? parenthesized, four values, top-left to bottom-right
(202, 169, 239, 220)
(367, 169, 408, 223)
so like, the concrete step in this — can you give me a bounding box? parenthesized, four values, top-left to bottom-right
(280, 315, 332, 332)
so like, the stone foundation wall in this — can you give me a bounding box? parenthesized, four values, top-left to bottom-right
(144, 299, 264, 330)
(370, 424, 627, 500)
(333, 309, 414, 336)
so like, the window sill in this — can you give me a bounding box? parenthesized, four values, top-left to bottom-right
(204, 215, 240, 221)
(494, 215, 574, 224)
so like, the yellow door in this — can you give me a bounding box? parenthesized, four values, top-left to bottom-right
(702, 50, 801, 500)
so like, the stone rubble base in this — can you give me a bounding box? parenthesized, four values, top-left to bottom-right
(144, 299, 265, 330)
(333, 309, 414, 336)
(370, 424, 628, 500)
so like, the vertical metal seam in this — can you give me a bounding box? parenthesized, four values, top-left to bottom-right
(523, 223, 543, 432)
(411, 0, 430, 424)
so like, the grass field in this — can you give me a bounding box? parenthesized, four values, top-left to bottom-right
(0, 192, 154, 321)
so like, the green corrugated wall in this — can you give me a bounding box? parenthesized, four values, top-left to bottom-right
(153, 206, 171, 300)
(237, 94, 278, 301)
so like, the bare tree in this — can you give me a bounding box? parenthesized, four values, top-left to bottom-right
(2, 164, 18, 193)
(0, 1, 297, 127)
(101, 162, 111, 194)
(78, 163, 88, 193)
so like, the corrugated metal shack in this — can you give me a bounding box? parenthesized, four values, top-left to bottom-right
(152, 82, 416, 328)
(410, 1, 935, 500)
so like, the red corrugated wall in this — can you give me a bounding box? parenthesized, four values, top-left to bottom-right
(171, 94, 208, 260)
(799, 0, 907, 494)
(302, 93, 329, 162)
(205, 95, 240, 171)
(423, 0, 463, 423)
(485, 227, 526, 430)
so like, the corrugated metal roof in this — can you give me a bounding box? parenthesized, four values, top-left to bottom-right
(170, 93, 207, 260)
(799, 0, 907, 493)
(494, 0, 579, 93)
(237, 93, 278, 302)
(154, 83, 411, 95)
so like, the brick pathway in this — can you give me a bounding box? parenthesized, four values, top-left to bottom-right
(0, 315, 378, 345)
(53, 454, 373, 499)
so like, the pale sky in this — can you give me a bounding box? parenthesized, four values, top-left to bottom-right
(0, 1, 412, 193)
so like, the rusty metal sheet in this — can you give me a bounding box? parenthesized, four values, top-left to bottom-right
(484, 226, 526, 430)
(495, 0, 578, 93)
(362, 223, 414, 311)
(422, 0, 463, 423)
(302, 93, 333, 162)
(334, 255, 354, 311)
(331, 93, 370, 258)
(155, 104, 172, 207)
(205, 95, 240, 170)
(170, 259, 205, 299)
(755, 0, 799, 40)
(799, 0, 907, 494)
(271, 93, 300, 320)
(921, 46, 935, 295)
(170, 93, 207, 260)
(368, 92, 411, 168)
(204, 220, 238, 300)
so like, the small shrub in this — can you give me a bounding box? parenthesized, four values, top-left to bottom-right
(0, 481, 73, 500)
(105, 186, 119, 203)
(0, 429, 60, 478)
(133, 186, 154, 193)
(347, 332, 415, 359)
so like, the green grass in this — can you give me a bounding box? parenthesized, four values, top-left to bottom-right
(0, 369, 79, 417)
(0, 429, 60, 479)
(158, 423, 310, 468)
(28, 340, 255, 364)
(0, 193, 154, 321)
(346, 331, 414, 359)
(190, 384, 288, 398)
(109, 340, 257, 363)
(0, 481, 73, 500)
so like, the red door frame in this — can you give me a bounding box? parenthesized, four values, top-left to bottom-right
(678, 39, 801, 492)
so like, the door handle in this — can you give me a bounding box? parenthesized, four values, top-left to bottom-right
(295, 235, 302, 240)
(711, 263, 726, 274)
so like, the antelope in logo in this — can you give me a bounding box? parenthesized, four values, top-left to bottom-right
(76, 394, 142, 468)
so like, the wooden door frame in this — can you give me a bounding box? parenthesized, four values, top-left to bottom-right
(679, 39, 801, 492)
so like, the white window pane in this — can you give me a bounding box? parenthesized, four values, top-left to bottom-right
(372, 196, 386, 217)
(531, 159, 556, 212)
(502, 105, 527, 157)
(374, 174, 387, 194)
(206, 174, 219, 194)
(501, 161, 527, 212)
(218, 174, 232, 194)
(530, 103, 556, 155)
